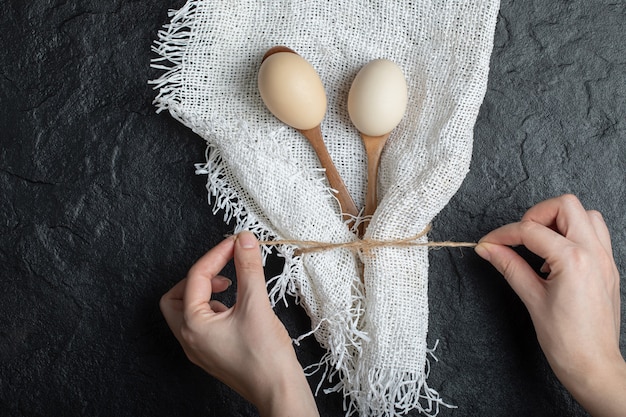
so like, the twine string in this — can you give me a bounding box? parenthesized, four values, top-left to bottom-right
(257, 225, 477, 255)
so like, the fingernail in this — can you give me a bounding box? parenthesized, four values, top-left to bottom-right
(237, 231, 258, 249)
(474, 243, 491, 262)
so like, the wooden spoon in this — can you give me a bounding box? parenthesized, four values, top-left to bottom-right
(259, 46, 359, 223)
(347, 59, 408, 237)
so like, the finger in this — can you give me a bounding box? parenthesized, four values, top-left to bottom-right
(233, 231, 270, 308)
(184, 236, 236, 318)
(521, 194, 595, 244)
(475, 242, 545, 309)
(211, 275, 233, 294)
(587, 210, 615, 260)
(479, 220, 570, 262)
(162, 274, 230, 310)
(209, 300, 229, 313)
(168, 275, 231, 297)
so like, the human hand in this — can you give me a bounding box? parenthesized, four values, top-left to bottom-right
(160, 231, 319, 417)
(475, 194, 625, 417)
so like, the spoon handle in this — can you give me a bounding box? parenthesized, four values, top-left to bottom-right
(359, 132, 390, 236)
(299, 126, 359, 223)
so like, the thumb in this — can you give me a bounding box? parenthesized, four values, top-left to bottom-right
(475, 242, 545, 308)
(233, 231, 271, 307)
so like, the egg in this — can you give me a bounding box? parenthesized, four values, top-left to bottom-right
(348, 59, 408, 137)
(258, 52, 327, 131)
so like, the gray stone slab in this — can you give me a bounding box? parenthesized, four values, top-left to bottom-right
(1, 1, 623, 416)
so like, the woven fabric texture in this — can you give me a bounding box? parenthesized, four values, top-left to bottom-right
(151, 1, 499, 415)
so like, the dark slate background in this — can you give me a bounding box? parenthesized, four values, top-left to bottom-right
(1, 1, 624, 416)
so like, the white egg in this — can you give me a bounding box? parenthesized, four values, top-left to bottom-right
(348, 59, 408, 137)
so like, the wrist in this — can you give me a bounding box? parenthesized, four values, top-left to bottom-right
(565, 349, 625, 389)
(256, 361, 319, 417)
(558, 351, 626, 417)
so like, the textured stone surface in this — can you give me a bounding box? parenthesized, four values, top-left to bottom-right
(0, 1, 624, 416)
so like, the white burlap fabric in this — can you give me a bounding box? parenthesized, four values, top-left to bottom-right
(151, 1, 499, 415)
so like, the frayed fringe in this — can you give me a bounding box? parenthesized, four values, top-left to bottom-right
(298, 339, 453, 417)
(194, 140, 275, 262)
(149, 0, 199, 118)
(344, 368, 453, 417)
(337, 341, 456, 417)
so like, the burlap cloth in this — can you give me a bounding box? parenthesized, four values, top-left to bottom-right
(151, 1, 499, 415)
